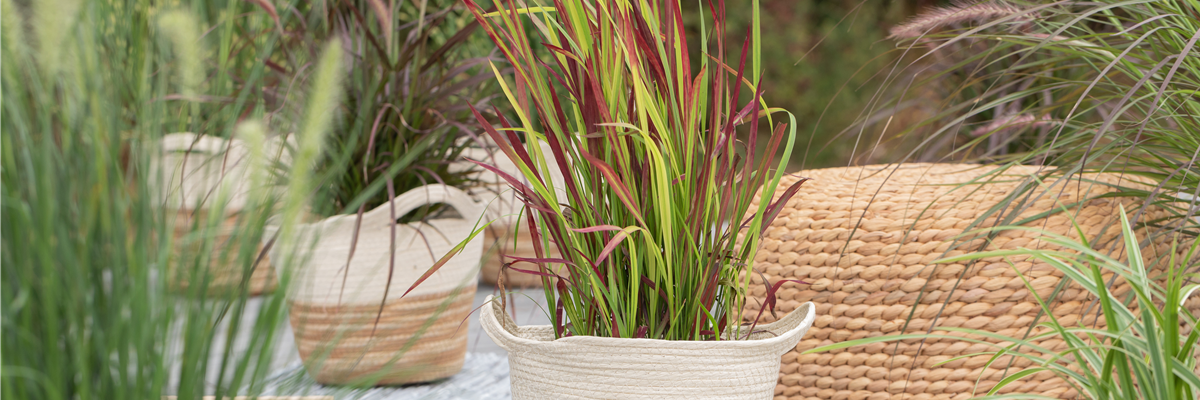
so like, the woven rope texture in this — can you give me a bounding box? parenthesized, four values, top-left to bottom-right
(290, 287, 476, 385)
(743, 164, 1197, 400)
(273, 184, 485, 385)
(482, 295, 817, 399)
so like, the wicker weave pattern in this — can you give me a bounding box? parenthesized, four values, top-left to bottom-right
(481, 295, 816, 399)
(743, 164, 1196, 400)
(290, 288, 476, 385)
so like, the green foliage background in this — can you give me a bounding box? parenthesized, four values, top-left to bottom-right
(716, 0, 930, 169)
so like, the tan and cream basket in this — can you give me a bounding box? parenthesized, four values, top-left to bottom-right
(743, 163, 1197, 400)
(157, 132, 282, 295)
(481, 295, 817, 399)
(271, 184, 485, 385)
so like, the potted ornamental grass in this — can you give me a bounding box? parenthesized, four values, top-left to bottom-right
(264, 0, 498, 386)
(458, 138, 570, 288)
(156, 132, 294, 295)
(410, 0, 817, 397)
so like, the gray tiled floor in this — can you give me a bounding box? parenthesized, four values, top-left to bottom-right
(467, 285, 554, 354)
(189, 283, 552, 398)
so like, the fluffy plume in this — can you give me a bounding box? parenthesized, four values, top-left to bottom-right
(33, 0, 81, 77)
(2, 0, 25, 58)
(970, 114, 1057, 136)
(279, 39, 343, 249)
(235, 121, 270, 203)
(889, 1, 1031, 39)
(157, 11, 203, 97)
(367, 0, 392, 47)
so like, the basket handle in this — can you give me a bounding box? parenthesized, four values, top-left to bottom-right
(161, 132, 238, 154)
(359, 184, 487, 230)
(160, 132, 293, 160)
(757, 301, 816, 355)
(480, 294, 526, 351)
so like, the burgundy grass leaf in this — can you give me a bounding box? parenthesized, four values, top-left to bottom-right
(752, 122, 790, 194)
(503, 264, 565, 279)
(554, 279, 567, 337)
(722, 28, 752, 134)
(639, 276, 669, 302)
(569, 225, 624, 233)
(469, 102, 520, 149)
(491, 106, 543, 184)
(594, 227, 637, 267)
(748, 277, 809, 334)
(466, 159, 556, 214)
(503, 255, 574, 267)
(401, 230, 484, 298)
(542, 89, 584, 204)
(579, 151, 646, 226)
(758, 177, 810, 236)
(373, 181, 401, 336)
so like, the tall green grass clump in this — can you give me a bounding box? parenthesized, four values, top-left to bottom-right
(1, 1, 345, 398)
(300, 0, 501, 221)
(411, 0, 807, 341)
(797, 1, 1200, 397)
(873, 0, 1198, 235)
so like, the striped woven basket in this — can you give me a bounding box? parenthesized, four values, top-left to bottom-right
(742, 163, 1198, 400)
(158, 133, 286, 295)
(458, 144, 568, 287)
(170, 209, 277, 295)
(273, 184, 485, 385)
(481, 295, 817, 399)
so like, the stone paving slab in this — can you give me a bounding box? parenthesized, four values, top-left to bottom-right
(262, 353, 512, 399)
(190, 284, 552, 398)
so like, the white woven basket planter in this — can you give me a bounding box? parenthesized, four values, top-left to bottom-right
(481, 295, 817, 399)
(270, 184, 486, 385)
(156, 132, 289, 295)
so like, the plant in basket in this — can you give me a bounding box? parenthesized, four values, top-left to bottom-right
(152, 0, 307, 296)
(409, 0, 817, 397)
(265, 0, 498, 386)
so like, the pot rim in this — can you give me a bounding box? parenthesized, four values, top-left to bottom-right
(480, 294, 815, 353)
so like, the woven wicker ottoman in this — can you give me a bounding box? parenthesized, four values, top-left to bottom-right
(743, 163, 1197, 400)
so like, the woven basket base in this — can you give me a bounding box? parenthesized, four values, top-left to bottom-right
(743, 164, 1198, 400)
(171, 257, 276, 295)
(480, 224, 566, 288)
(170, 210, 277, 295)
(289, 286, 477, 385)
